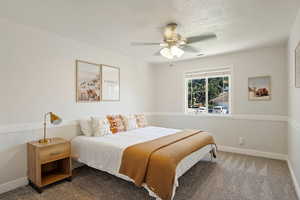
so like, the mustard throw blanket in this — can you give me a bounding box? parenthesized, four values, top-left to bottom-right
(119, 130, 216, 200)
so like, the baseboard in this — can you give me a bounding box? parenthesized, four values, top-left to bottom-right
(218, 145, 287, 160)
(0, 151, 292, 196)
(0, 160, 84, 195)
(0, 177, 28, 194)
(287, 160, 300, 199)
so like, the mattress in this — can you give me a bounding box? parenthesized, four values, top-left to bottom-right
(71, 126, 213, 200)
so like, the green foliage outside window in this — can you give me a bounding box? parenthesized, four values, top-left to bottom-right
(187, 76, 229, 113)
(188, 79, 205, 108)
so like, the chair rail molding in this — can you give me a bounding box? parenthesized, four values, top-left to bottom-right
(288, 118, 300, 130)
(0, 113, 289, 135)
(0, 120, 78, 135)
(146, 112, 288, 122)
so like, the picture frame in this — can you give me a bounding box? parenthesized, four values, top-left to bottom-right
(248, 76, 271, 101)
(101, 64, 120, 101)
(295, 41, 300, 88)
(76, 60, 101, 102)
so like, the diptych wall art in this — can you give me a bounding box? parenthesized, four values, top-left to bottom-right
(76, 60, 101, 102)
(102, 65, 120, 101)
(76, 60, 120, 102)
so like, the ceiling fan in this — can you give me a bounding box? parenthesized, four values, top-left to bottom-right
(131, 22, 217, 59)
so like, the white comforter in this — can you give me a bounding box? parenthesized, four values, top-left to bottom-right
(71, 126, 212, 200)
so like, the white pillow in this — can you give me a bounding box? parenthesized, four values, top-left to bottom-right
(121, 115, 138, 131)
(79, 118, 93, 136)
(92, 117, 112, 137)
(135, 114, 148, 128)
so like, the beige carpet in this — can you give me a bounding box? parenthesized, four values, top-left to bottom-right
(0, 151, 298, 200)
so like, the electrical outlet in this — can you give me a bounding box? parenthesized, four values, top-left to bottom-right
(239, 137, 244, 145)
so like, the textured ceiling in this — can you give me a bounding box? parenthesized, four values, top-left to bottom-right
(0, 0, 299, 63)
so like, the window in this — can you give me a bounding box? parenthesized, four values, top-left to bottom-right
(185, 68, 231, 114)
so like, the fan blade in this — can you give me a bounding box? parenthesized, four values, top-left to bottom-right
(186, 33, 217, 44)
(131, 42, 161, 46)
(181, 45, 199, 53)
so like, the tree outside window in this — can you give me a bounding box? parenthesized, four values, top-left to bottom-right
(186, 76, 230, 114)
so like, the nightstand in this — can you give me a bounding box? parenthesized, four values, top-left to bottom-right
(27, 137, 72, 193)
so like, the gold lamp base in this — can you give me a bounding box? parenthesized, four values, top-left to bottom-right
(38, 138, 51, 144)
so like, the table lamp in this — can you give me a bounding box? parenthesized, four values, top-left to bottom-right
(39, 112, 62, 144)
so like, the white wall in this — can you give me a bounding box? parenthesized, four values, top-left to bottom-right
(0, 18, 154, 125)
(151, 45, 287, 115)
(288, 9, 300, 196)
(0, 16, 292, 194)
(0, 18, 153, 188)
(149, 45, 288, 155)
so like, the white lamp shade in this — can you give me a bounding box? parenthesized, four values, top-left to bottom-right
(171, 46, 184, 58)
(160, 48, 174, 59)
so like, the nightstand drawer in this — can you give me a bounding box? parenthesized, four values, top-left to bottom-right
(39, 143, 70, 164)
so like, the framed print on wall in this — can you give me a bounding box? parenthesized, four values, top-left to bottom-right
(101, 65, 120, 101)
(295, 41, 300, 88)
(248, 76, 271, 101)
(76, 60, 101, 102)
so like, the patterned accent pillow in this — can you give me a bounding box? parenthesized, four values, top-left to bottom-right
(106, 115, 126, 134)
(92, 117, 112, 137)
(121, 115, 138, 131)
(79, 117, 93, 136)
(135, 114, 148, 128)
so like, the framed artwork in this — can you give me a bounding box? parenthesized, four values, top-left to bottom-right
(101, 65, 120, 101)
(295, 41, 300, 88)
(76, 60, 101, 102)
(248, 76, 271, 101)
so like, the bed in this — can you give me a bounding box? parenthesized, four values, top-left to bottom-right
(71, 126, 216, 200)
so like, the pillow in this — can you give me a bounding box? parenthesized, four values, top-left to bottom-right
(135, 114, 148, 128)
(121, 115, 138, 131)
(106, 115, 126, 134)
(79, 118, 93, 136)
(92, 117, 112, 137)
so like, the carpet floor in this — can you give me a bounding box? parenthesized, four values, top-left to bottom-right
(0, 151, 298, 200)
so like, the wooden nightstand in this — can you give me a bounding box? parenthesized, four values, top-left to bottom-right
(27, 137, 72, 193)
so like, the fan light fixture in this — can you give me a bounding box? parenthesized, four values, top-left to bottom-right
(160, 48, 173, 59)
(160, 46, 184, 59)
(171, 46, 184, 58)
(131, 22, 217, 60)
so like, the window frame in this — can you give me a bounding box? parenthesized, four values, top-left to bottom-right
(184, 67, 233, 115)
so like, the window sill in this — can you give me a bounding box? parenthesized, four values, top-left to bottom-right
(185, 112, 232, 118)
